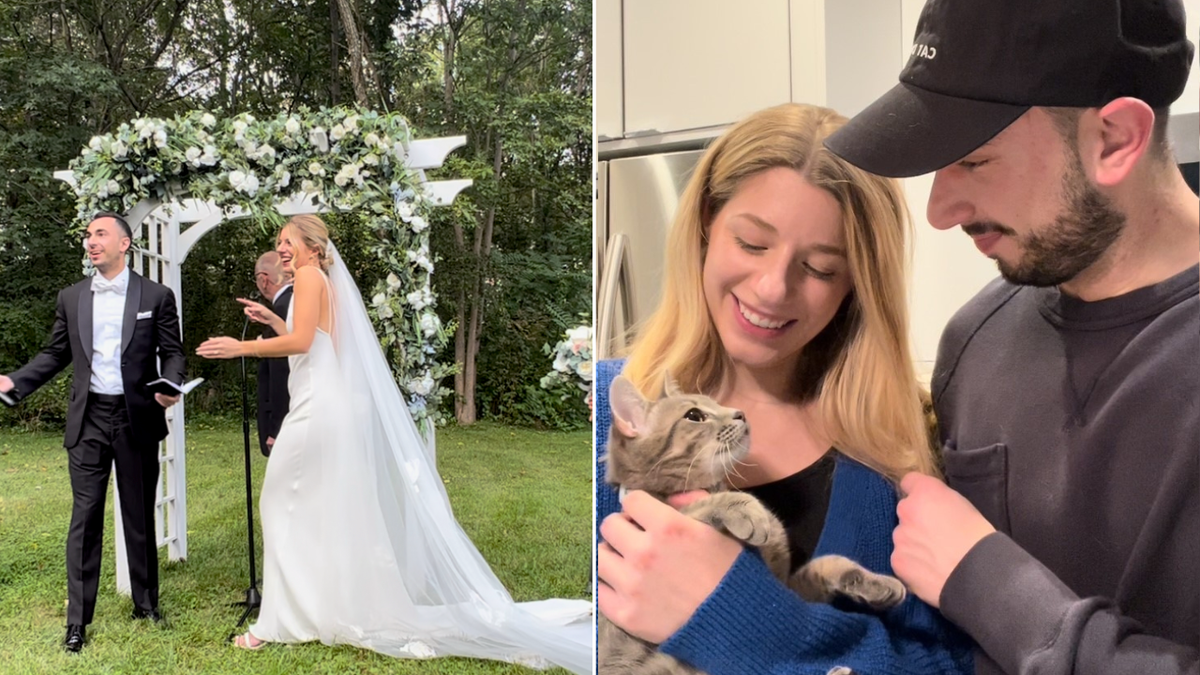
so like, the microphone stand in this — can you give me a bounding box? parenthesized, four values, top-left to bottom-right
(228, 312, 261, 639)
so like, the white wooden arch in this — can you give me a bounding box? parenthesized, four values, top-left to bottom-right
(54, 136, 471, 595)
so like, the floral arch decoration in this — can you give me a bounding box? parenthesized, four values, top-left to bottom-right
(53, 107, 469, 577)
(59, 107, 465, 429)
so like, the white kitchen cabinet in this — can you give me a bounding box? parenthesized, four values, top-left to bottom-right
(622, 0, 792, 136)
(596, 0, 624, 140)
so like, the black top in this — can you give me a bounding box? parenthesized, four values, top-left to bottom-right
(740, 450, 836, 572)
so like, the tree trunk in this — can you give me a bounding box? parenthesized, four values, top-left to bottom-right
(329, 0, 340, 105)
(334, 0, 374, 106)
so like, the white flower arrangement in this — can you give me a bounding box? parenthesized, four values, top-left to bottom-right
(64, 106, 456, 428)
(540, 325, 593, 402)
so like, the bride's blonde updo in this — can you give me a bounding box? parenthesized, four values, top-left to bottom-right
(284, 214, 334, 271)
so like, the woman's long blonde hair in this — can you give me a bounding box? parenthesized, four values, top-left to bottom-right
(621, 103, 938, 481)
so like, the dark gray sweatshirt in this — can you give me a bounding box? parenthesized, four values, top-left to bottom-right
(931, 264, 1199, 675)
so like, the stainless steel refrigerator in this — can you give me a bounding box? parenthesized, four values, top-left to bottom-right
(595, 149, 705, 360)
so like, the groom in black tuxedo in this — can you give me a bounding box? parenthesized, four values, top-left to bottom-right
(253, 251, 292, 457)
(0, 213, 185, 652)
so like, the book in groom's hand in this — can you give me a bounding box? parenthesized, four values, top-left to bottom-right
(147, 377, 205, 397)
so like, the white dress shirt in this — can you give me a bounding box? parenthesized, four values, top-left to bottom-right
(89, 267, 130, 395)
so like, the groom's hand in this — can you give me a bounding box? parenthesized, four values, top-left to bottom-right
(155, 393, 180, 408)
(0, 375, 13, 393)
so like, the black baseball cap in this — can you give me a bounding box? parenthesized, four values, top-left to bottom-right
(825, 0, 1195, 178)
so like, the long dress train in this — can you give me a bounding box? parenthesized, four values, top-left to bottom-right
(249, 254, 591, 674)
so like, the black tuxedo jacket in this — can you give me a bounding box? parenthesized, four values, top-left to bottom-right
(256, 286, 292, 456)
(8, 271, 186, 448)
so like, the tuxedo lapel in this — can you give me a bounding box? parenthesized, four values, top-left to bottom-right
(121, 271, 142, 354)
(77, 282, 94, 365)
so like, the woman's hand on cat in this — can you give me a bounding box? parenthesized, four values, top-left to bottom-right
(596, 490, 742, 644)
(892, 472, 996, 608)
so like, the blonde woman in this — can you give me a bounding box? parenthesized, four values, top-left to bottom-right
(198, 216, 591, 672)
(595, 104, 973, 673)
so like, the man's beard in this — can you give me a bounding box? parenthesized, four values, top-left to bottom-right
(966, 149, 1126, 287)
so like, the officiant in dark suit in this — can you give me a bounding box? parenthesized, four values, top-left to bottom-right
(0, 212, 185, 652)
(254, 251, 292, 457)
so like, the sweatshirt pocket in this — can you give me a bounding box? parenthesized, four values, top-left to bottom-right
(942, 442, 1010, 533)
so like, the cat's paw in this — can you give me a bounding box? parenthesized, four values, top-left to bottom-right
(790, 555, 907, 610)
(833, 566, 907, 610)
(683, 492, 775, 546)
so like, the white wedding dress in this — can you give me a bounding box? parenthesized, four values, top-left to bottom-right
(249, 250, 592, 674)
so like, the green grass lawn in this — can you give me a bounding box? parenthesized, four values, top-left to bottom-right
(0, 420, 593, 674)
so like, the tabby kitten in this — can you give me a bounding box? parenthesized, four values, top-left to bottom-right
(597, 374, 906, 675)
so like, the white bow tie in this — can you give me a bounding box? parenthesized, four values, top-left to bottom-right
(92, 275, 127, 295)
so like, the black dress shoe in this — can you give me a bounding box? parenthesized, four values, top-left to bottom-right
(130, 607, 165, 624)
(63, 624, 86, 652)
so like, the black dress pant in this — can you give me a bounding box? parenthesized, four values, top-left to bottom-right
(65, 393, 160, 625)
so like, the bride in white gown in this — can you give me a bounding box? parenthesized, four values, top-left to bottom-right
(196, 215, 591, 673)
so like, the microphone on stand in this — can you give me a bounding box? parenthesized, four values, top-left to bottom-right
(229, 289, 262, 639)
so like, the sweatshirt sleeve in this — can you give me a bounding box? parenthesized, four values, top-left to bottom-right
(941, 532, 1199, 675)
(660, 549, 973, 675)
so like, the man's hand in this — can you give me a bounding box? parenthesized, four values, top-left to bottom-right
(892, 472, 996, 607)
(597, 490, 741, 644)
(266, 436, 275, 449)
(155, 393, 180, 408)
(0, 375, 13, 394)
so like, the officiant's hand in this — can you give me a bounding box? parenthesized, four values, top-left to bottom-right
(196, 336, 244, 359)
(0, 375, 13, 394)
(238, 298, 279, 325)
(155, 393, 180, 408)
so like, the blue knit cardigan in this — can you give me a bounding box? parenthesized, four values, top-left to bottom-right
(595, 359, 974, 674)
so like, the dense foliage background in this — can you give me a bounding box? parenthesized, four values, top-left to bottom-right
(0, 0, 592, 430)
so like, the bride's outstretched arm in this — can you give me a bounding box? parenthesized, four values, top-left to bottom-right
(197, 266, 326, 359)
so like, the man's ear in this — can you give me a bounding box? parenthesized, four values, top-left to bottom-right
(610, 375, 648, 439)
(1079, 98, 1155, 187)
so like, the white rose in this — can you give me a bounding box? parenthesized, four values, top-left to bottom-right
(309, 127, 329, 153)
(89, 136, 103, 152)
(185, 147, 202, 167)
(200, 113, 217, 128)
(232, 120, 248, 138)
(228, 170, 246, 190)
(576, 360, 594, 381)
(396, 201, 414, 221)
(134, 119, 147, 131)
(200, 145, 219, 166)
(411, 216, 428, 233)
(343, 114, 360, 132)
(330, 124, 346, 142)
(307, 161, 324, 176)
(566, 326, 591, 343)
(363, 153, 379, 166)
(379, 304, 394, 319)
(105, 179, 121, 196)
(553, 351, 570, 373)
(277, 170, 291, 188)
(112, 140, 128, 159)
(301, 179, 318, 193)
(372, 292, 387, 307)
(285, 117, 301, 135)
(256, 144, 276, 165)
(406, 290, 425, 310)
(386, 273, 402, 291)
(364, 132, 380, 147)
(420, 313, 440, 338)
(153, 129, 168, 148)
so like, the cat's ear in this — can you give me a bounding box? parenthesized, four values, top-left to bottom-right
(610, 375, 648, 438)
(662, 370, 683, 398)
